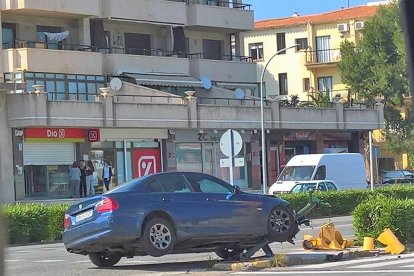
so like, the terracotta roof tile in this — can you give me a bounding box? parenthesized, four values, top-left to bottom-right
(255, 5, 379, 30)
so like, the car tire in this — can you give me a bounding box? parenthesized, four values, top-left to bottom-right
(141, 217, 175, 257)
(267, 205, 298, 242)
(88, 252, 121, 267)
(214, 246, 244, 261)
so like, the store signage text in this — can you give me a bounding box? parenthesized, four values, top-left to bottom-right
(25, 128, 88, 142)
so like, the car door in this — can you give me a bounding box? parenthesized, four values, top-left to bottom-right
(186, 173, 263, 237)
(148, 173, 211, 239)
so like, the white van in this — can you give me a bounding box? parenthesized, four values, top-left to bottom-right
(268, 153, 367, 195)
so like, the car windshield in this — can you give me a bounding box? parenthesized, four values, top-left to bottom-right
(278, 166, 315, 181)
(105, 175, 150, 194)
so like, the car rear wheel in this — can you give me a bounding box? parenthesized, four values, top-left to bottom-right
(214, 246, 244, 261)
(141, 217, 175, 257)
(88, 252, 121, 267)
(267, 205, 297, 242)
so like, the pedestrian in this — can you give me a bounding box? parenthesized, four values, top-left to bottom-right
(68, 162, 81, 198)
(79, 160, 87, 197)
(102, 161, 113, 192)
(85, 160, 95, 197)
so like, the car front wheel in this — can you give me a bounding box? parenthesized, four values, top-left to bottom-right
(141, 217, 175, 257)
(88, 252, 121, 267)
(267, 205, 298, 242)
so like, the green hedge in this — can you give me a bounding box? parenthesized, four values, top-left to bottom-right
(352, 195, 414, 244)
(278, 185, 414, 217)
(2, 203, 69, 244)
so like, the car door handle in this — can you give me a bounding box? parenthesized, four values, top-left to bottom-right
(206, 198, 217, 202)
(162, 198, 173, 202)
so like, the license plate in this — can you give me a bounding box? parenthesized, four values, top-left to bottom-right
(75, 209, 93, 223)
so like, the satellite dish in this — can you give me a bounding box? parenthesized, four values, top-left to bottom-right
(234, 88, 245, 99)
(110, 77, 123, 91)
(201, 76, 212, 90)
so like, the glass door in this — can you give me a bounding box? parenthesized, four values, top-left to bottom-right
(316, 36, 331, 63)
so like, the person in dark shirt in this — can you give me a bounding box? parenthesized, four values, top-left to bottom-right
(85, 160, 95, 197)
(79, 160, 87, 198)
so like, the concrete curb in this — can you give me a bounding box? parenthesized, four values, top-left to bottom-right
(212, 249, 383, 271)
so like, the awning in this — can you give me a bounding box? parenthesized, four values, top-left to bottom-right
(124, 73, 203, 88)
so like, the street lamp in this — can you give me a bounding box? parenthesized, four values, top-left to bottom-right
(260, 44, 299, 194)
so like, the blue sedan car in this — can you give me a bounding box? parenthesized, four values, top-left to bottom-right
(63, 172, 299, 267)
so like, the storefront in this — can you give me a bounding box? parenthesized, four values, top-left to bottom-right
(22, 128, 89, 198)
(166, 129, 256, 189)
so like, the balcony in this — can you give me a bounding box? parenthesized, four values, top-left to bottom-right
(305, 49, 341, 68)
(0, 0, 100, 17)
(3, 44, 102, 75)
(101, 0, 186, 26)
(102, 48, 190, 75)
(186, 0, 254, 31)
(6, 93, 384, 132)
(189, 54, 257, 83)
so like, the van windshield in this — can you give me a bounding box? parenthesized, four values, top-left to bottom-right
(278, 166, 315, 181)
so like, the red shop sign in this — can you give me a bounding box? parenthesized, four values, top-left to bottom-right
(25, 128, 86, 142)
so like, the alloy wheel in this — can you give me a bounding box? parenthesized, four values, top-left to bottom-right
(149, 223, 172, 250)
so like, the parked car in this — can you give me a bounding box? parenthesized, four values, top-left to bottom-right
(381, 170, 414, 184)
(290, 180, 338, 194)
(62, 172, 299, 267)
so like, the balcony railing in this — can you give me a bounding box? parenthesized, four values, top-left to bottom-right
(189, 52, 253, 62)
(99, 47, 188, 58)
(3, 41, 97, 52)
(186, 0, 251, 10)
(196, 97, 264, 106)
(305, 49, 341, 64)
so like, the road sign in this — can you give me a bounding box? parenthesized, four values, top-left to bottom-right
(220, 129, 242, 157)
(220, 157, 245, 168)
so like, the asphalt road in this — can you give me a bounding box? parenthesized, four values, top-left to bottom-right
(4, 216, 354, 276)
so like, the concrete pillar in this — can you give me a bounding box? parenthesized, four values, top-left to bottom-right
(186, 96, 198, 128)
(102, 95, 114, 127)
(334, 102, 344, 129)
(375, 103, 385, 128)
(315, 132, 325, 153)
(78, 18, 91, 46)
(270, 100, 281, 129)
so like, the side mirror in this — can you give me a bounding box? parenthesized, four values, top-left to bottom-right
(233, 185, 241, 194)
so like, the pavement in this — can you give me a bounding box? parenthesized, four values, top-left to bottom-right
(213, 248, 384, 271)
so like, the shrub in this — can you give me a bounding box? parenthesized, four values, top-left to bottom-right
(2, 203, 69, 244)
(352, 195, 414, 244)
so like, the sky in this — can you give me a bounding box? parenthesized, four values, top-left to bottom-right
(249, 0, 381, 21)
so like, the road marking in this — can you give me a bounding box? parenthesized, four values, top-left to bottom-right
(76, 260, 91, 263)
(294, 253, 414, 269)
(5, 259, 23, 262)
(122, 260, 159, 264)
(233, 270, 414, 274)
(351, 257, 414, 268)
(34, 259, 65, 263)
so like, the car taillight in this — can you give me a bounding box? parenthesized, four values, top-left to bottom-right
(64, 214, 71, 230)
(95, 197, 119, 213)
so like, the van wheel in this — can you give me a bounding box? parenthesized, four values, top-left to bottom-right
(267, 205, 298, 242)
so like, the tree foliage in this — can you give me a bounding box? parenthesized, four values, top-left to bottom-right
(339, 1, 412, 154)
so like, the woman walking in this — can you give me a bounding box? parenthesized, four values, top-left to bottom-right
(102, 161, 113, 192)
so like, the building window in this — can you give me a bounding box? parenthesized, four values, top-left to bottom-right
(2, 23, 16, 49)
(202, 39, 223, 60)
(5, 72, 106, 101)
(318, 76, 333, 99)
(295, 38, 308, 51)
(278, 73, 288, 95)
(276, 33, 286, 54)
(303, 78, 310, 92)
(124, 33, 151, 55)
(249, 43, 263, 61)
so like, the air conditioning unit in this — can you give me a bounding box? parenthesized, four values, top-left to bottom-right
(355, 21, 365, 30)
(337, 23, 349, 33)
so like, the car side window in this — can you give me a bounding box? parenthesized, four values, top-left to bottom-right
(325, 182, 337, 191)
(187, 174, 233, 194)
(147, 178, 164, 192)
(314, 165, 326, 180)
(156, 174, 191, 193)
(317, 183, 327, 191)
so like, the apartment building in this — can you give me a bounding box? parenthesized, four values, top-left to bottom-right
(0, 0, 383, 202)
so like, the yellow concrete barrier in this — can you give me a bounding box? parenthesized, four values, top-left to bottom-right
(302, 222, 353, 250)
(363, 237, 375, 251)
(377, 228, 405, 255)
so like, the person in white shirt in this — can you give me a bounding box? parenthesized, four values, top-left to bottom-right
(102, 161, 113, 191)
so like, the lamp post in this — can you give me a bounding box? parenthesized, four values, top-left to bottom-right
(260, 44, 299, 194)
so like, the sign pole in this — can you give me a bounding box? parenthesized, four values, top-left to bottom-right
(229, 130, 234, 185)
